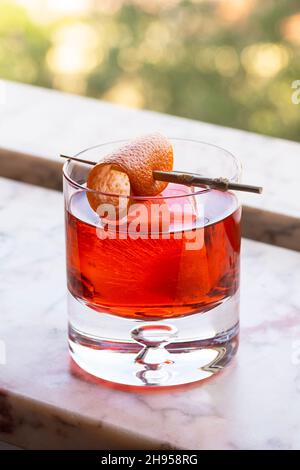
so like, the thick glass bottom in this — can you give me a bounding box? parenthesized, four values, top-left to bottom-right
(68, 291, 239, 387)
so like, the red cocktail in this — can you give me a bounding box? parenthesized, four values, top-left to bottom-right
(63, 138, 241, 387)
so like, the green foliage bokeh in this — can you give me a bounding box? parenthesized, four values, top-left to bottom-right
(0, 0, 299, 141)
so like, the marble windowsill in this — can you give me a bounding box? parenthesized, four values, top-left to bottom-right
(0, 80, 300, 251)
(0, 177, 300, 450)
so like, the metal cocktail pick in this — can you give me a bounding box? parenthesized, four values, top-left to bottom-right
(152, 170, 262, 194)
(60, 154, 263, 194)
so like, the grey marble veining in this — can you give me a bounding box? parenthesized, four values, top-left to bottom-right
(0, 177, 300, 449)
(0, 80, 298, 218)
(0, 80, 300, 252)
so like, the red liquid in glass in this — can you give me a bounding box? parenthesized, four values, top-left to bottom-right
(66, 186, 241, 319)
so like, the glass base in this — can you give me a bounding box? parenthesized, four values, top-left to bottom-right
(68, 291, 239, 387)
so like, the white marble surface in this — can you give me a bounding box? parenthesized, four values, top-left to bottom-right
(0, 80, 300, 220)
(0, 176, 300, 449)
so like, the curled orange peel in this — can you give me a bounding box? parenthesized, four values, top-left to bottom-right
(87, 133, 173, 218)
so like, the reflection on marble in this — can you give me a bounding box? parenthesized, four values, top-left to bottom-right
(0, 80, 300, 251)
(0, 177, 300, 450)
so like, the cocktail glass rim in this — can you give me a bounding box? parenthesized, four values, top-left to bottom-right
(63, 137, 241, 200)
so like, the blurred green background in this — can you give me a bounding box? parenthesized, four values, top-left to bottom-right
(1, 0, 299, 141)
